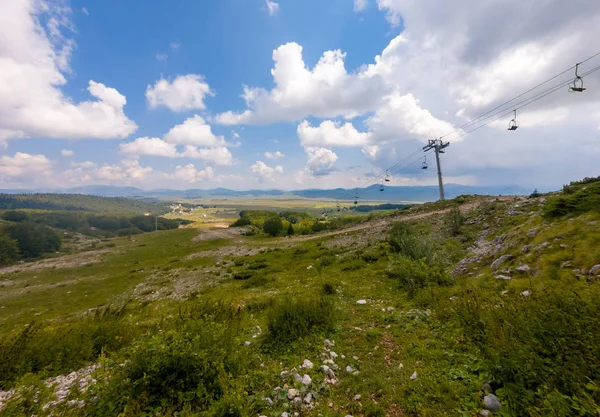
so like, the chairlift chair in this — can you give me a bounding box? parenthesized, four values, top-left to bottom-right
(380, 183, 384, 192)
(421, 157, 428, 170)
(569, 63, 587, 93)
(384, 170, 391, 182)
(508, 109, 519, 131)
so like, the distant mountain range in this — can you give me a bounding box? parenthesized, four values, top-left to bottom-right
(0, 184, 532, 202)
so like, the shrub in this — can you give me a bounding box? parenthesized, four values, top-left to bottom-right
(263, 217, 283, 237)
(264, 298, 336, 348)
(233, 271, 253, 280)
(319, 255, 335, 267)
(231, 215, 251, 227)
(322, 283, 337, 295)
(287, 222, 295, 236)
(388, 222, 435, 264)
(1, 210, 30, 223)
(543, 178, 600, 218)
(84, 304, 253, 415)
(445, 205, 464, 236)
(386, 256, 453, 297)
(529, 188, 542, 198)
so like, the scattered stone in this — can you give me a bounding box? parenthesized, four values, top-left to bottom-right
(387, 306, 395, 311)
(495, 275, 512, 281)
(589, 265, 600, 276)
(398, 363, 404, 370)
(482, 382, 493, 394)
(287, 388, 298, 400)
(410, 371, 418, 380)
(353, 356, 359, 361)
(341, 354, 345, 359)
(293, 373, 302, 383)
(491, 255, 513, 270)
(304, 393, 312, 404)
(560, 261, 573, 269)
(293, 396, 302, 404)
(307, 265, 313, 270)
(356, 299, 367, 305)
(302, 374, 312, 386)
(244, 340, 251, 346)
(346, 365, 355, 373)
(449, 296, 458, 301)
(515, 265, 531, 273)
(302, 359, 314, 369)
(281, 413, 289, 417)
(479, 410, 491, 417)
(589, 221, 598, 226)
(330, 351, 338, 359)
(526, 227, 538, 238)
(484, 394, 502, 411)
(534, 242, 551, 252)
(324, 339, 334, 347)
(501, 290, 509, 296)
(520, 245, 532, 254)
(520, 290, 532, 297)
(353, 394, 361, 401)
(264, 397, 274, 406)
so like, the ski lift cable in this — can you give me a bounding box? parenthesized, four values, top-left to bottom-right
(334, 59, 600, 203)
(439, 51, 600, 140)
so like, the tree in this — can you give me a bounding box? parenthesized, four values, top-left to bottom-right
(287, 223, 295, 236)
(1, 210, 29, 223)
(0, 233, 19, 265)
(530, 189, 542, 198)
(4, 222, 61, 258)
(263, 217, 283, 237)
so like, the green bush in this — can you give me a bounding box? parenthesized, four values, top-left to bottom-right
(386, 256, 453, 297)
(543, 177, 600, 218)
(264, 298, 336, 348)
(231, 215, 251, 227)
(388, 222, 435, 264)
(287, 222, 295, 236)
(263, 217, 283, 237)
(84, 304, 253, 415)
(445, 205, 464, 236)
(233, 271, 253, 280)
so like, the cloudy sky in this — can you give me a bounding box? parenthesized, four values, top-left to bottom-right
(1, 0, 599, 191)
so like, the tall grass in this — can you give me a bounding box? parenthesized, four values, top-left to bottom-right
(264, 297, 336, 349)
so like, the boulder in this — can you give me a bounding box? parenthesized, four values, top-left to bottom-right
(302, 359, 314, 369)
(589, 265, 600, 276)
(515, 265, 531, 273)
(302, 374, 312, 386)
(287, 389, 298, 400)
(410, 371, 418, 380)
(484, 394, 502, 411)
(491, 255, 513, 270)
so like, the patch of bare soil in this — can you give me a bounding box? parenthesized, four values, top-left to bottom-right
(193, 227, 247, 242)
(0, 249, 112, 276)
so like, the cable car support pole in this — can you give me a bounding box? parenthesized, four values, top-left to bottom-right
(423, 139, 450, 201)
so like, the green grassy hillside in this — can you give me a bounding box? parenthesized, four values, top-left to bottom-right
(0, 179, 599, 416)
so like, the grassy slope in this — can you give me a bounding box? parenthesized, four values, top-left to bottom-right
(1, 192, 600, 416)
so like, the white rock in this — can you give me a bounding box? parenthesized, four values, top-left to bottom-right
(356, 299, 367, 305)
(302, 374, 312, 385)
(479, 410, 490, 417)
(324, 338, 334, 347)
(287, 388, 298, 400)
(304, 393, 313, 404)
(398, 363, 404, 370)
(330, 351, 338, 359)
(353, 394, 361, 401)
(520, 290, 532, 297)
(341, 354, 345, 359)
(353, 356, 359, 361)
(281, 413, 289, 417)
(302, 359, 314, 369)
(293, 373, 302, 383)
(307, 265, 314, 270)
(410, 371, 418, 380)
(244, 340, 251, 346)
(346, 365, 355, 373)
(484, 394, 502, 411)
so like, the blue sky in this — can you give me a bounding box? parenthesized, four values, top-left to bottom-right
(1, 0, 599, 190)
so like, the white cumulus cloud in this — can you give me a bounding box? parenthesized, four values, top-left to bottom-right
(164, 115, 226, 147)
(0, 2, 137, 142)
(119, 137, 178, 158)
(264, 151, 285, 160)
(251, 161, 283, 182)
(61, 149, 74, 157)
(172, 164, 214, 183)
(305, 147, 338, 177)
(354, 0, 368, 11)
(0, 152, 53, 178)
(298, 120, 371, 148)
(146, 75, 213, 112)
